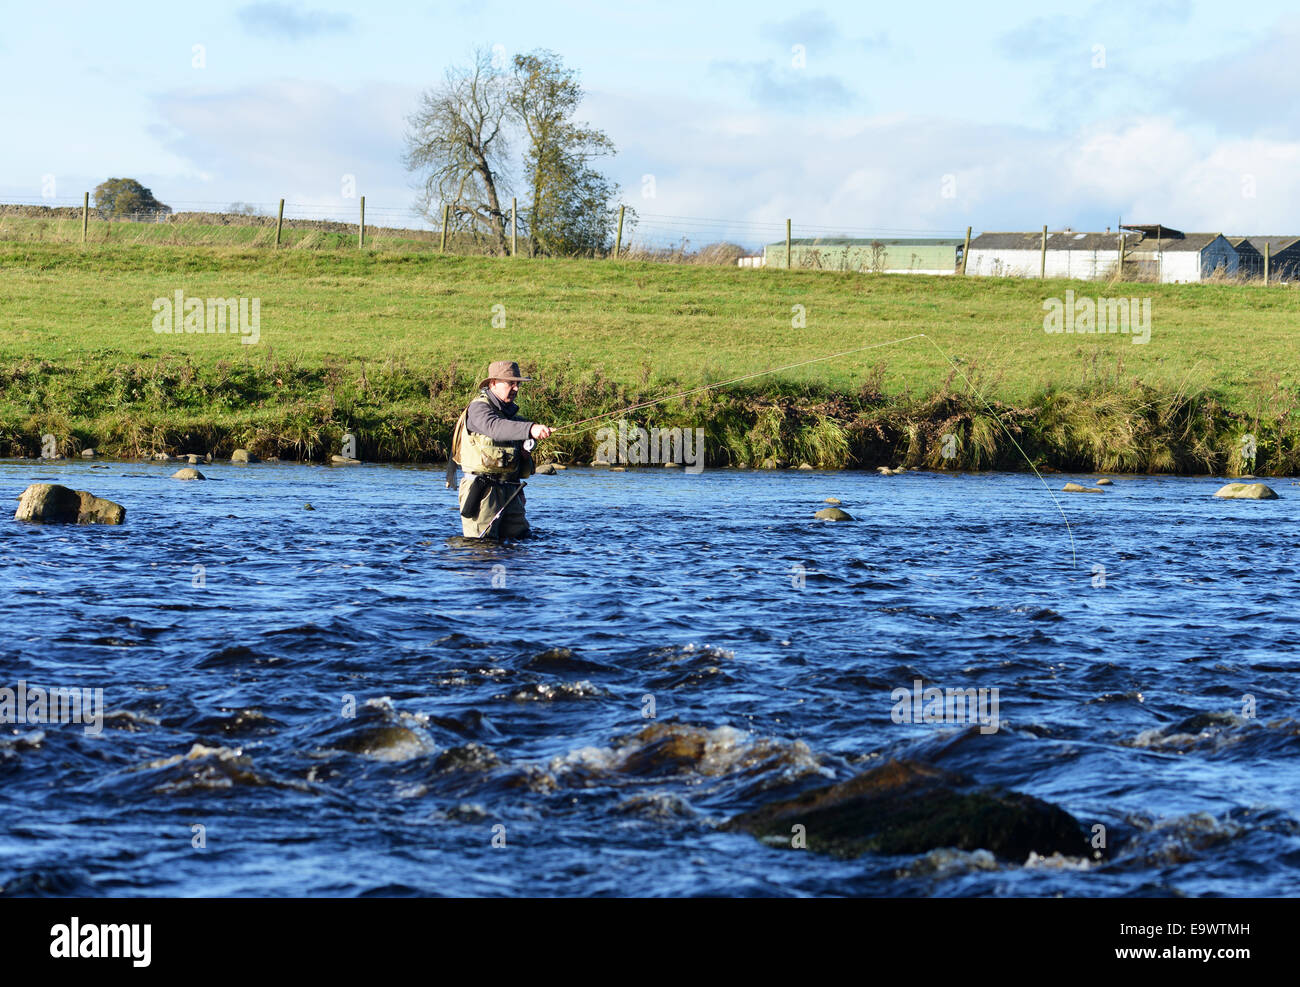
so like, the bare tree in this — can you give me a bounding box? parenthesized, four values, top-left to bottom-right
(404, 48, 511, 255)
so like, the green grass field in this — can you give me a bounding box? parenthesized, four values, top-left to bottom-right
(1, 238, 1297, 472)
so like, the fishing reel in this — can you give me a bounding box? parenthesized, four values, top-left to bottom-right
(523, 438, 535, 452)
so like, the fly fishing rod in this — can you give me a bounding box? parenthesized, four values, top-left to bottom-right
(540, 331, 1078, 566)
(477, 480, 526, 539)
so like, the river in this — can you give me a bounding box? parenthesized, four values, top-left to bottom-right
(1, 460, 1297, 896)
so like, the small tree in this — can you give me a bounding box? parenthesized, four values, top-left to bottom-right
(511, 50, 619, 256)
(93, 178, 171, 219)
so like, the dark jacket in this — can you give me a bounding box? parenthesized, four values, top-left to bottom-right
(465, 388, 534, 443)
(462, 388, 535, 482)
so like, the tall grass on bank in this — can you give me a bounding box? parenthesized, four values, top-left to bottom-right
(3, 351, 1297, 474)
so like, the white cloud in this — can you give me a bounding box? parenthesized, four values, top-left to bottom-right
(586, 88, 1300, 247)
(150, 80, 423, 217)
(140, 71, 1300, 242)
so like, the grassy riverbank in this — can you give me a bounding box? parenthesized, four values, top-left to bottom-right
(1, 241, 1297, 473)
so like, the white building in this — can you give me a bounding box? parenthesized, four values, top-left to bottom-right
(965, 228, 1239, 283)
(1123, 227, 1238, 282)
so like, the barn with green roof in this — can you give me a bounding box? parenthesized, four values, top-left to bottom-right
(763, 238, 963, 274)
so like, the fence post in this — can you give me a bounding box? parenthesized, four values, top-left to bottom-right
(81, 192, 89, 243)
(275, 198, 285, 247)
(1118, 232, 1125, 280)
(614, 204, 625, 259)
(1040, 225, 1048, 279)
(511, 198, 517, 256)
(440, 204, 449, 253)
(1264, 241, 1270, 286)
(786, 218, 792, 269)
(961, 226, 971, 275)
(358, 196, 365, 248)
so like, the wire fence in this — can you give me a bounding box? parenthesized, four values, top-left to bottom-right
(0, 191, 979, 269)
(5, 190, 1294, 283)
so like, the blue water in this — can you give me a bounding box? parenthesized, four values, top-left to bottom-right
(2, 460, 1297, 896)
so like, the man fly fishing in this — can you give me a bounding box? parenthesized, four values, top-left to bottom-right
(444, 335, 1075, 563)
(447, 360, 553, 538)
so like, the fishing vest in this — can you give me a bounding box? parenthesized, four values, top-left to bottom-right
(452, 392, 524, 478)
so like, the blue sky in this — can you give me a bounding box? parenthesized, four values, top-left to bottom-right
(3, 0, 1298, 246)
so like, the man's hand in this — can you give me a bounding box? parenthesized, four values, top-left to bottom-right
(529, 423, 553, 441)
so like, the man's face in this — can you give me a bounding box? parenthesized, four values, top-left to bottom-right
(489, 378, 519, 402)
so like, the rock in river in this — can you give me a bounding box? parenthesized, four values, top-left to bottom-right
(1063, 482, 1104, 493)
(171, 468, 205, 481)
(725, 757, 1095, 861)
(535, 464, 557, 475)
(230, 449, 259, 464)
(14, 484, 125, 524)
(814, 507, 854, 521)
(1214, 482, 1278, 500)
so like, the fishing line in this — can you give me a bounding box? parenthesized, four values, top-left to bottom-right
(544, 330, 1077, 567)
(553, 334, 927, 436)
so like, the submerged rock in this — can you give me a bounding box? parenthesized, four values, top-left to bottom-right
(1063, 482, 1104, 493)
(1095, 478, 1113, 486)
(1214, 482, 1278, 500)
(331, 455, 361, 465)
(304, 503, 315, 511)
(664, 461, 681, 468)
(171, 468, 205, 480)
(824, 497, 841, 505)
(814, 507, 854, 521)
(230, 449, 259, 464)
(725, 758, 1094, 861)
(14, 484, 125, 524)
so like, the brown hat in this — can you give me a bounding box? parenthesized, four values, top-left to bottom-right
(478, 360, 534, 390)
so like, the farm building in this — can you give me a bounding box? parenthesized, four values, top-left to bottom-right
(763, 238, 963, 274)
(1123, 228, 1238, 282)
(965, 228, 1238, 282)
(965, 231, 1124, 280)
(1229, 236, 1300, 280)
